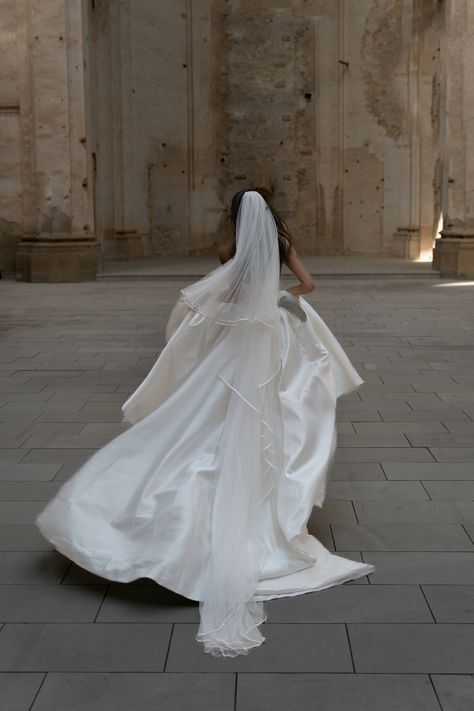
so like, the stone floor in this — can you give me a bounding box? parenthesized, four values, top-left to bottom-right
(0, 273, 474, 710)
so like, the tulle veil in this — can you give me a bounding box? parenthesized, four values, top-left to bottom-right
(178, 190, 282, 656)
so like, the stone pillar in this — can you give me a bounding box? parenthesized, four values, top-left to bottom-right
(433, 0, 474, 278)
(392, 0, 422, 259)
(15, 0, 99, 282)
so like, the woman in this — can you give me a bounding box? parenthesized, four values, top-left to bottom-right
(35, 189, 374, 658)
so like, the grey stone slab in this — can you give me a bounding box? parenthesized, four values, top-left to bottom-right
(354, 501, 474, 524)
(0, 451, 27, 464)
(354, 421, 447, 433)
(336, 410, 382, 422)
(32, 673, 235, 711)
(382, 462, 474, 480)
(379, 408, 470, 421)
(0, 623, 172, 671)
(0, 584, 106, 622)
(464, 525, 474, 543)
(408, 434, 474, 447)
(333, 524, 473, 551)
(337, 433, 410, 447)
(305, 523, 334, 549)
(431, 448, 474, 462)
(97, 584, 199, 623)
(166, 623, 352, 672)
(326, 481, 429, 500)
(61, 562, 117, 585)
(0, 672, 45, 711)
(0, 463, 62, 481)
(236, 674, 440, 711)
(330, 463, 386, 480)
(361, 552, 474, 584)
(0, 501, 46, 524)
(335, 447, 433, 462)
(0, 552, 69, 583)
(423, 482, 474, 500)
(0, 525, 55, 551)
(21, 434, 112, 449)
(431, 675, 474, 711)
(0, 482, 62, 501)
(440, 421, 474, 434)
(422, 586, 474, 623)
(348, 623, 474, 673)
(20, 449, 96, 464)
(265, 584, 432, 623)
(309, 501, 357, 524)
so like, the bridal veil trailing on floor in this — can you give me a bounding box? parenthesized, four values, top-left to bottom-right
(35, 191, 374, 657)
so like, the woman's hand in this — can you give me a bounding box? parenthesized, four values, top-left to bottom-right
(277, 290, 307, 322)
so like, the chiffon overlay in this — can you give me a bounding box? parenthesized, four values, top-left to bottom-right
(35, 193, 374, 656)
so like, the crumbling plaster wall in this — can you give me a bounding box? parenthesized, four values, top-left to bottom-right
(0, 0, 447, 267)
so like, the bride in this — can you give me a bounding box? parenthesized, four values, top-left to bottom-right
(35, 188, 374, 657)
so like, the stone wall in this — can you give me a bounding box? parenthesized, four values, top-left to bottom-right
(0, 0, 467, 278)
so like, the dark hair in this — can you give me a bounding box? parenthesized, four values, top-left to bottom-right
(229, 187, 295, 270)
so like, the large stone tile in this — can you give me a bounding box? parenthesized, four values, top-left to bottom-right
(379, 408, 470, 422)
(0, 552, 69, 583)
(408, 434, 474, 447)
(431, 675, 474, 711)
(31, 673, 235, 711)
(0, 463, 62, 481)
(330, 463, 386, 481)
(0, 623, 172, 671)
(354, 501, 474, 524)
(326, 481, 428, 500)
(309, 501, 357, 524)
(423, 481, 474, 500)
(0, 482, 62, 501)
(422, 586, 474, 622)
(338, 433, 410, 447)
(265, 584, 432, 623)
(361, 552, 474, 584)
(166, 623, 352, 672)
(382, 462, 474, 480)
(0, 673, 44, 711)
(354, 421, 447, 433)
(0, 584, 106, 622)
(97, 584, 199, 622)
(349, 623, 474, 673)
(236, 674, 440, 711)
(332, 524, 473, 551)
(0, 451, 27, 464)
(335, 448, 433, 462)
(0, 501, 45, 523)
(430, 448, 474, 462)
(0, 525, 55, 551)
(20, 449, 96, 464)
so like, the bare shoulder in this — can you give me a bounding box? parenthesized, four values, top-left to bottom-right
(216, 240, 234, 264)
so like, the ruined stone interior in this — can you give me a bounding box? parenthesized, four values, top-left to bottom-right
(0, 0, 473, 280)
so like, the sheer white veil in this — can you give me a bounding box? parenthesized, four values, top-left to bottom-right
(180, 190, 282, 656)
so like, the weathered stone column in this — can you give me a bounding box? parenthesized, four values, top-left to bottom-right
(391, 0, 422, 259)
(433, 0, 474, 278)
(15, 0, 99, 282)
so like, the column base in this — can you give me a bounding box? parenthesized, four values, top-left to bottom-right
(433, 231, 474, 278)
(115, 230, 146, 260)
(391, 227, 421, 259)
(16, 233, 100, 283)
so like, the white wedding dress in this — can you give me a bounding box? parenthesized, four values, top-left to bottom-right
(35, 192, 374, 657)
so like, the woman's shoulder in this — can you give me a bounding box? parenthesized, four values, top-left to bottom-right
(216, 240, 235, 264)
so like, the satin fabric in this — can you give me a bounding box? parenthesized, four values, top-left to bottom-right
(35, 294, 374, 604)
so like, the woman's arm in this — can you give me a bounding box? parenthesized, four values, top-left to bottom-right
(283, 245, 316, 295)
(216, 241, 234, 265)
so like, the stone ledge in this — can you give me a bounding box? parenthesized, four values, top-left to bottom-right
(15, 233, 100, 283)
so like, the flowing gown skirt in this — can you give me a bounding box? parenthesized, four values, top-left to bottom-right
(35, 295, 374, 601)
